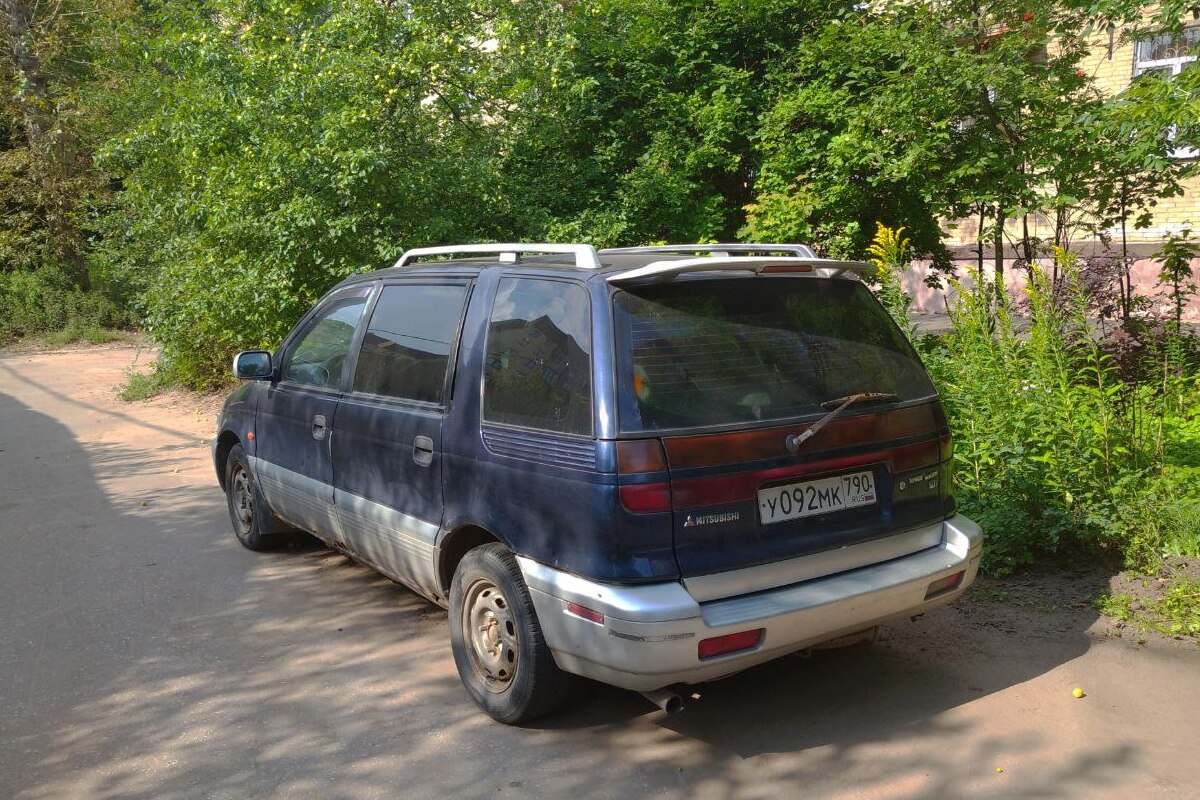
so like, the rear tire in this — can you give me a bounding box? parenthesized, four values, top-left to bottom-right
(449, 543, 574, 723)
(224, 444, 289, 551)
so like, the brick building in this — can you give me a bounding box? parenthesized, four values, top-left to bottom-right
(910, 20, 1200, 321)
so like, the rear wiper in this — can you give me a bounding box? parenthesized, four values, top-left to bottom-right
(785, 392, 899, 453)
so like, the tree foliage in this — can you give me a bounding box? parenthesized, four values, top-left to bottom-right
(84, 0, 852, 383)
(0, 0, 1197, 381)
(746, 0, 1193, 275)
(493, 0, 842, 246)
(93, 0, 564, 383)
(0, 0, 132, 336)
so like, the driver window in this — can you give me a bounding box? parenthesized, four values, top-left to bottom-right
(283, 295, 368, 389)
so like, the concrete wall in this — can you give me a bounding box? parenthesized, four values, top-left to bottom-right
(902, 257, 1200, 322)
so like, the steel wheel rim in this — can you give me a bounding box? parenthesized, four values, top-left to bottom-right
(231, 466, 254, 535)
(461, 578, 518, 693)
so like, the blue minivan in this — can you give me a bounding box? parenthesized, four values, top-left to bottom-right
(214, 243, 982, 723)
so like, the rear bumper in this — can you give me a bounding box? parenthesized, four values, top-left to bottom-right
(520, 514, 982, 692)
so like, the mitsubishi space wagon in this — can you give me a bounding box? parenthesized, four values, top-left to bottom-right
(213, 242, 983, 723)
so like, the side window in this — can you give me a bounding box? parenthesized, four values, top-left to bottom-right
(352, 283, 469, 403)
(484, 278, 593, 436)
(283, 294, 369, 390)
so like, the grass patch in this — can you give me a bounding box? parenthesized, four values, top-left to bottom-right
(1096, 592, 1135, 622)
(1156, 579, 1200, 637)
(39, 325, 130, 349)
(118, 361, 172, 401)
(1097, 576, 1200, 639)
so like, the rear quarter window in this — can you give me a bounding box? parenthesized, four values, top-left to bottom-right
(483, 278, 593, 436)
(614, 277, 936, 432)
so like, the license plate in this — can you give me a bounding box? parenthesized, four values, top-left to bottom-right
(757, 470, 876, 525)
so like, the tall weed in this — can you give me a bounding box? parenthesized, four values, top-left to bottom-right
(924, 250, 1200, 574)
(866, 222, 915, 337)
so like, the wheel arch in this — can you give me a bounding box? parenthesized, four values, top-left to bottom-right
(437, 524, 506, 596)
(214, 430, 241, 490)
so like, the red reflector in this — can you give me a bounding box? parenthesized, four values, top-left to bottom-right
(566, 602, 605, 625)
(619, 482, 672, 514)
(925, 570, 965, 599)
(246, 432, 255, 441)
(698, 628, 763, 660)
(616, 439, 667, 473)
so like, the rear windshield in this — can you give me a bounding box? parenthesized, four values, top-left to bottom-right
(613, 277, 936, 432)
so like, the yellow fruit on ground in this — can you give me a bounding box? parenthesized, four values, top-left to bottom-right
(1072, 687, 1084, 698)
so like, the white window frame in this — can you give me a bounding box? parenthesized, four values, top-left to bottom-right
(1134, 27, 1199, 160)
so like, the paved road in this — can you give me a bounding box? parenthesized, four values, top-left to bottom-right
(2, 346, 1198, 800)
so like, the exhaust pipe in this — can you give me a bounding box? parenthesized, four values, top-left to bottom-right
(641, 688, 684, 714)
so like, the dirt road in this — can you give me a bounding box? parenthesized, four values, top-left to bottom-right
(1, 345, 1198, 800)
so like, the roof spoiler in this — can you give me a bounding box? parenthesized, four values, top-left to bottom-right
(605, 256, 876, 285)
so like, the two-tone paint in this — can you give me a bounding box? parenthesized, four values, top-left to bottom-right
(213, 252, 982, 693)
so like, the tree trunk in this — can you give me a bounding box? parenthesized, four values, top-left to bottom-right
(976, 204, 986, 283)
(1052, 206, 1067, 285)
(3, 0, 50, 145)
(1119, 191, 1130, 325)
(993, 207, 1006, 303)
(1021, 212, 1034, 268)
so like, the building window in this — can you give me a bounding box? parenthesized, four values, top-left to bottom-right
(1135, 26, 1199, 159)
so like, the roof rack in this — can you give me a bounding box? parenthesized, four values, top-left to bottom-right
(600, 243, 817, 259)
(395, 243, 602, 270)
(605, 256, 875, 285)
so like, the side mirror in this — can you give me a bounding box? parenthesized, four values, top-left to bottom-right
(233, 351, 274, 380)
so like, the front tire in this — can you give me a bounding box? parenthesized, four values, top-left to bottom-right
(224, 444, 289, 551)
(449, 543, 573, 723)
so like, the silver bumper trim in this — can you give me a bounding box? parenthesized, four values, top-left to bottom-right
(519, 515, 983, 692)
(682, 520, 945, 602)
(516, 557, 701, 624)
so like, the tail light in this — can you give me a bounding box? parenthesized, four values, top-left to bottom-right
(939, 434, 954, 462)
(939, 434, 956, 514)
(759, 264, 813, 274)
(618, 483, 672, 513)
(617, 440, 671, 514)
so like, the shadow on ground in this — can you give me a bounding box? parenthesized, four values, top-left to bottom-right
(0, 383, 1128, 800)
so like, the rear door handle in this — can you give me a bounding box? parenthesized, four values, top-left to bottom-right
(413, 435, 434, 467)
(311, 414, 327, 441)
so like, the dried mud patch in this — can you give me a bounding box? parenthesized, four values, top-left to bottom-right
(1098, 558, 1200, 646)
(946, 559, 1200, 651)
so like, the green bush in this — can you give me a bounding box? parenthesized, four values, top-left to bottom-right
(0, 267, 127, 342)
(923, 250, 1200, 574)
